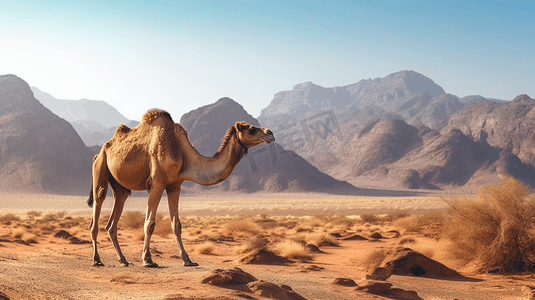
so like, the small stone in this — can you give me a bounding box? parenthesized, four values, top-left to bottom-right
(342, 234, 368, 241)
(366, 267, 391, 281)
(356, 280, 393, 293)
(331, 278, 357, 287)
(247, 280, 306, 300)
(370, 232, 383, 239)
(201, 267, 257, 285)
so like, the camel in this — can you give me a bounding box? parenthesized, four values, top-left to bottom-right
(87, 109, 275, 268)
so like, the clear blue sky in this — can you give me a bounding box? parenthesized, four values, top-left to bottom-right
(1, 1, 533, 120)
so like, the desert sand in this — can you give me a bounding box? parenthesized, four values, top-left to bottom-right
(0, 192, 532, 300)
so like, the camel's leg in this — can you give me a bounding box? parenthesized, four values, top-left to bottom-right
(167, 185, 198, 267)
(106, 179, 131, 267)
(90, 150, 109, 267)
(141, 181, 165, 268)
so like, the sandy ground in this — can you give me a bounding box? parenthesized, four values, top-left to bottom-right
(0, 192, 533, 300)
(0, 192, 446, 216)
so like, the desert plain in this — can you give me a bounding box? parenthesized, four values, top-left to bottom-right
(0, 190, 534, 300)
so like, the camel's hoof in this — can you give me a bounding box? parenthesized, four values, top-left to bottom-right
(142, 262, 159, 268)
(184, 261, 199, 267)
(120, 261, 130, 267)
(92, 261, 104, 267)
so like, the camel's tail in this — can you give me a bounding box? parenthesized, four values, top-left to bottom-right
(87, 178, 94, 207)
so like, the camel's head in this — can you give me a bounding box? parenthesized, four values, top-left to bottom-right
(235, 121, 275, 148)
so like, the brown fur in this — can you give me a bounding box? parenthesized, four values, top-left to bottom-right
(141, 109, 173, 124)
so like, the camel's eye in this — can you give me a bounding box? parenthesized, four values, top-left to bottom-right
(248, 127, 257, 134)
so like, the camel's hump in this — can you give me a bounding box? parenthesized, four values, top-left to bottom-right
(141, 109, 174, 124)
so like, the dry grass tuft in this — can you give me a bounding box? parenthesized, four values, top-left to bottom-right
(12, 228, 25, 239)
(293, 232, 339, 247)
(235, 236, 269, 254)
(154, 213, 172, 238)
(272, 239, 312, 261)
(442, 176, 535, 273)
(384, 210, 411, 222)
(0, 213, 20, 223)
(21, 232, 38, 244)
(121, 211, 145, 229)
(393, 213, 444, 234)
(403, 239, 437, 259)
(222, 217, 261, 237)
(363, 249, 387, 271)
(195, 242, 216, 255)
(360, 213, 379, 224)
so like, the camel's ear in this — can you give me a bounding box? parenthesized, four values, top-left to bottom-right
(235, 121, 250, 132)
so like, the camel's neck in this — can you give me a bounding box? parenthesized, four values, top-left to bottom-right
(180, 127, 247, 186)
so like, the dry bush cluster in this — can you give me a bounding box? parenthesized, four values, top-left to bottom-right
(442, 176, 535, 273)
(393, 213, 444, 236)
(0, 211, 89, 244)
(272, 240, 312, 261)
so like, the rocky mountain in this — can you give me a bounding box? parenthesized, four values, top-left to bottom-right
(258, 70, 453, 130)
(31, 87, 137, 146)
(257, 71, 465, 169)
(180, 97, 354, 193)
(442, 94, 535, 168)
(328, 119, 535, 190)
(0, 75, 93, 194)
(260, 70, 446, 119)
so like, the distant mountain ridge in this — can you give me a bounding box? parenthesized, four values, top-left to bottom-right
(328, 118, 535, 191)
(0, 75, 93, 194)
(260, 70, 446, 119)
(442, 94, 535, 168)
(31, 87, 138, 146)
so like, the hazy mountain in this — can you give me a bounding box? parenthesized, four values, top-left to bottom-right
(258, 71, 464, 172)
(31, 87, 137, 146)
(329, 119, 535, 190)
(0, 75, 93, 194)
(180, 97, 354, 193)
(259, 70, 446, 120)
(442, 94, 535, 167)
(460, 95, 508, 105)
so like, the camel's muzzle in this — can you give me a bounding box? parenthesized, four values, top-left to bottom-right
(262, 130, 275, 143)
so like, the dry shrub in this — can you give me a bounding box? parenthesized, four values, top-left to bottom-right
(360, 213, 379, 224)
(154, 213, 172, 238)
(26, 211, 42, 222)
(36, 223, 55, 233)
(274, 217, 298, 230)
(293, 232, 339, 247)
(195, 242, 216, 255)
(12, 228, 25, 239)
(222, 217, 261, 237)
(393, 213, 444, 234)
(121, 211, 145, 229)
(403, 239, 437, 259)
(363, 249, 387, 270)
(21, 232, 38, 244)
(235, 236, 269, 254)
(384, 210, 411, 222)
(0, 213, 20, 223)
(442, 176, 535, 273)
(41, 212, 66, 223)
(254, 215, 279, 230)
(272, 239, 312, 261)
